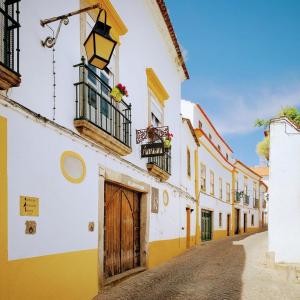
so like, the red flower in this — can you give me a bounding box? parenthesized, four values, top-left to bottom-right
(115, 83, 129, 97)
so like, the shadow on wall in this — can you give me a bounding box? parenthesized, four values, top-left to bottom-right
(96, 235, 247, 300)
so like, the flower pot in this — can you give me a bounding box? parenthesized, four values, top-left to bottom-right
(164, 139, 171, 149)
(110, 87, 123, 103)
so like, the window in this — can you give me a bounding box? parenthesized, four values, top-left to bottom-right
(86, 14, 117, 120)
(187, 148, 191, 177)
(198, 121, 202, 128)
(217, 145, 221, 151)
(253, 182, 257, 200)
(244, 177, 248, 196)
(219, 177, 222, 199)
(150, 92, 163, 127)
(209, 133, 212, 140)
(219, 213, 222, 227)
(210, 170, 215, 195)
(251, 214, 254, 226)
(0, 0, 20, 78)
(200, 164, 206, 191)
(226, 183, 230, 202)
(226, 153, 229, 160)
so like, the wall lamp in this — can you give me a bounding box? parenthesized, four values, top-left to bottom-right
(40, 3, 117, 70)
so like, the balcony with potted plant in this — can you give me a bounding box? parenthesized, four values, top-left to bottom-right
(73, 58, 132, 156)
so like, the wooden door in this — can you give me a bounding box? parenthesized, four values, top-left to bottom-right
(235, 209, 240, 234)
(262, 212, 264, 227)
(186, 208, 191, 248)
(227, 214, 230, 236)
(104, 182, 140, 278)
(201, 210, 212, 241)
(244, 213, 247, 233)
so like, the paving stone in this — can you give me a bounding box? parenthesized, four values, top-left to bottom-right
(95, 232, 300, 300)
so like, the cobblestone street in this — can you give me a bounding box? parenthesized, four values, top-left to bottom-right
(96, 232, 300, 300)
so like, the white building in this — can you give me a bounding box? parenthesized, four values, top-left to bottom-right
(0, 1, 198, 299)
(181, 100, 264, 240)
(268, 117, 300, 263)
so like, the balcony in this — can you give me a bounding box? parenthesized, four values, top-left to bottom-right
(147, 149, 171, 181)
(0, 0, 21, 90)
(244, 195, 250, 205)
(74, 61, 132, 156)
(235, 191, 241, 203)
(253, 198, 260, 208)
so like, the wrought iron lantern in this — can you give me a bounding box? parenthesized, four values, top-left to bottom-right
(84, 9, 117, 70)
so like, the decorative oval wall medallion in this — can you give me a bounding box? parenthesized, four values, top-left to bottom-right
(163, 190, 169, 207)
(60, 151, 86, 184)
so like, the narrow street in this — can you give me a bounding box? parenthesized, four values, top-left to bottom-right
(97, 232, 300, 300)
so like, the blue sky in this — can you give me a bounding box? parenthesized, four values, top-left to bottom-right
(165, 0, 300, 166)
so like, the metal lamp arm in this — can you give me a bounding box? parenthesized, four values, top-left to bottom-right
(40, 4, 101, 48)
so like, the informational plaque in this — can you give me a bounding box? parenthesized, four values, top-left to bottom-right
(20, 196, 39, 216)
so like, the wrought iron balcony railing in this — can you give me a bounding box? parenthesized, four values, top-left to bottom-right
(74, 60, 132, 149)
(244, 194, 250, 205)
(0, 0, 20, 74)
(235, 191, 241, 203)
(148, 149, 171, 175)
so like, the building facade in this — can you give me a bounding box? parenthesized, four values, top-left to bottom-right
(0, 1, 267, 299)
(181, 100, 265, 241)
(0, 1, 197, 299)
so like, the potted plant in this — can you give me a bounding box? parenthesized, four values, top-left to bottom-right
(163, 132, 173, 149)
(110, 83, 128, 103)
(146, 125, 156, 141)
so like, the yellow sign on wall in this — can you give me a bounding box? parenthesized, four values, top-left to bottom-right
(20, 196, 39, 216)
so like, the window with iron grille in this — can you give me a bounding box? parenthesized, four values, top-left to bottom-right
(187, 148, 191, 177)
(226, 183, 230, 202)
(210, 170, 215, 196)
(251, 214, 254, 226)
(0, 0, 20, 74)
(219, 177, 222, 199)
(219, 213, 222, 227)
(200, 163, 206, 191)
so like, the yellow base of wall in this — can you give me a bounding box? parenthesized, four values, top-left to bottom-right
(246, 227, 260, 233)
(0, 249, 99, 300)
(213, 230, 228, 240)
(148, 236, 195, 268)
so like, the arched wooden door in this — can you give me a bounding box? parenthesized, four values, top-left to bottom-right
(104, 182, 140, 278)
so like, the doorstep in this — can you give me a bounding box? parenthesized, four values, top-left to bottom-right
(104, 267, 146, 286)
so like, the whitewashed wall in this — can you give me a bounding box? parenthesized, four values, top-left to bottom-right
(181, 99, 233, 162)
(198, 139, 233, 232)
(2, 0, 194, 261)
(269, 118, 300, 263)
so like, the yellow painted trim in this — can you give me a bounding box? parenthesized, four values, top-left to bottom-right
(200, 140, 233, 172)
(213, 230, 228, 240)
(86, 0, 128, 43)
(194, 150, 200, 244)
(60, 151, 86, 184)
(146, 68, 169, 106)
(148, 236, 195, 268)
(0, 116, 8, 299)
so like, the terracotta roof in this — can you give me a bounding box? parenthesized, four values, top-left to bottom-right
(250, 166, 269, 177)
(182, 118, 200, 146)
(156, 0, 189, 80)
(234, 160, 262, 179)
(196, 104, 233, 153)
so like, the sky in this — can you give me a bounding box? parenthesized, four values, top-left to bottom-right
(165, 0, 300, 166)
